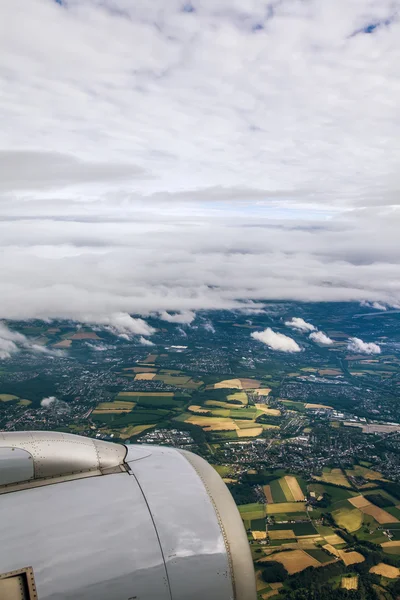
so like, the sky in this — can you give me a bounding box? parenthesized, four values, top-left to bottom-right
(1, 0, 400, 326)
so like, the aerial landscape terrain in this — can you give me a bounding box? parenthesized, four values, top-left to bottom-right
(1, 301, 400, 599)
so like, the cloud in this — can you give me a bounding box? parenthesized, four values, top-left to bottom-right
(86, 313, 155, 337)
(361, 301, 387, 311)
(86, 342, 114, 351)
(285, 318, 316, 332)
(309, 331, 333, 345)
(0, 322, 64, 359)
(139, 336, 155, 346)
(203, 321, 216, 333)
(251, 328, 301, 353)
(347, 337, 381, 354)
(158, 311, 196, 324)
(41, 396, 56, 408)
(0, 1, 400, 323)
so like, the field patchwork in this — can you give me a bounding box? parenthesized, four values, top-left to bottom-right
(260, 550, 320, 574)
(348, 496, 399, 524)
(370, 563, 400, 578)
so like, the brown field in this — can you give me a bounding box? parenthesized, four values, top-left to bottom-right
(240, 378, 261, 389)
(264, 485, 274, 504)
(252, 531, 267, 540)
(362, 504, 398, 524)
(53, 339, 72, 348)
(214, 378, 242, 389)
(304, 403, 333, 410)
(261, 424, 280, 430)
(319, 369, 342, 376)
(346, 465, 387, 480)
(135, 373, 156, 380)
(254, 388, 272, 396)
(284, 476, 305, 501)
(316, 468, 351, 488)
(269, 530, 296, 540)
(260, 550, 320, 574)
(338, 550, 365, 566)
(324, 534, 345, 546)
(349, 495, 371, 508)
(323, 544, 340, 557)
(348, 496, 398, 524)
(70, 331, 100, 340)
(237, 427, 263, 437)
(370, 563, 400, 578)
(382, 541, 400, 549)
(341, 576, 358, 590)
(266, 502, 306, 515)
(255, 404, 281, 416)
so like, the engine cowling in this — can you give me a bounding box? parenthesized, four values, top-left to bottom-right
(0, 431, 256, 600)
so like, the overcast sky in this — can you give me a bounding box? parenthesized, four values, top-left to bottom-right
(1, 0, 399, 325)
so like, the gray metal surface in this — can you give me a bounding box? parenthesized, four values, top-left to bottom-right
(0, 448, 34, 486)
(0, 431, 126, 492)
(0, 472, 171, 600)
(126, 445, 236, 600)
(0, 433, 256, 600)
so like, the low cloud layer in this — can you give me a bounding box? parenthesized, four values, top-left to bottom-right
(0, 322, 63, 360)
(285, 318, 316, 332)
(1, 1, 400, 323)
(251, 328, 301, 353)
(309, 331, 334, 346)
(347, 337, 381, 355)
(158, 311, 196, 324)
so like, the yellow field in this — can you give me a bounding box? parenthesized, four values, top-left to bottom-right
(264, 485, 273, 503)
(188, 405, 210, 413)
(332, 506, 363, 532)
(0, 394, 19, 401)
(266, 502, 306, 515)
(227, 392, 248, 404)
(18, 399, 32, 406)
(118, 424, 155, 439)
(323, 544, 340, 557)
(135, 373, 156, 380)
(324, 534, 345, 545)
(128, 367, 157, 373)
(382, 541, 400, 549)
(305, 403, 333, 410)
(255, 404, 281, 416)
(269, 530, 296, 540)
(93, 401, 135, 414)
(214, 379, 242, 389)
(253, 388, 272, 396)
(349, 496, 398, 524)
(370, 563, 400, 578)
(252, 531, 267, 540)
(237, 427, 263, 437)
(53, 339, 72, 348)
(341, 576, 358, 590)
(338, 550, 365, 566)
(205, 400, 236, 408)
(117, 391, 173, 396)
(348, 495, 370, 508)
(284, 476, 305, 501)
(346, 465, 386, 481)
(240, 378, 261, 389)
(261, 550, 320, 575)
(316, 468, 351, 488)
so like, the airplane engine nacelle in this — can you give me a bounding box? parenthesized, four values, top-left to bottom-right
(0, 431, 256, 600)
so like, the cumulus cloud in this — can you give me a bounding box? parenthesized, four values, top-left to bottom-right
(158, 311, 196, 324)
(0, 322, 64, 359)
(347, 337, 381, 354)
(88, 313, 155, 337)
(309, 331, 334, 346)
(139, 336, 155, 346)
(361, 301, 387, 311)
(203, 321, 216, 333)
(0, 1, 400, 323)
(285, 318, 316, 332)
(251, 328, 301, 353)
(41, 396, 56, 408)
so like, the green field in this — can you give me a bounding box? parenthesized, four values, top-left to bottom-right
(304, 549, 333, 563)
(269, 522, 317, 536)
(238, 503, 266, 521)
(270, 479, 287, 503)
(332, 500, 363, 532)
(251, 518, 266, 531)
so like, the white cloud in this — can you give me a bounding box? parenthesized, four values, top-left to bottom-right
(139, 336, 155, 346)
(0, 322, 64, 359)
(251, 328, 301, 353)
(361, 301, 387, 311)
(347, 337, 381, 354)
(285, 317, 316, 332)
(203, 321, 216, 333)
(158, 311, 196, 324)
(309, 331, 333, 345)
(41, 396, 56, 408)
(0, 1, 399, 322)
(87, 313, 155, 337)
